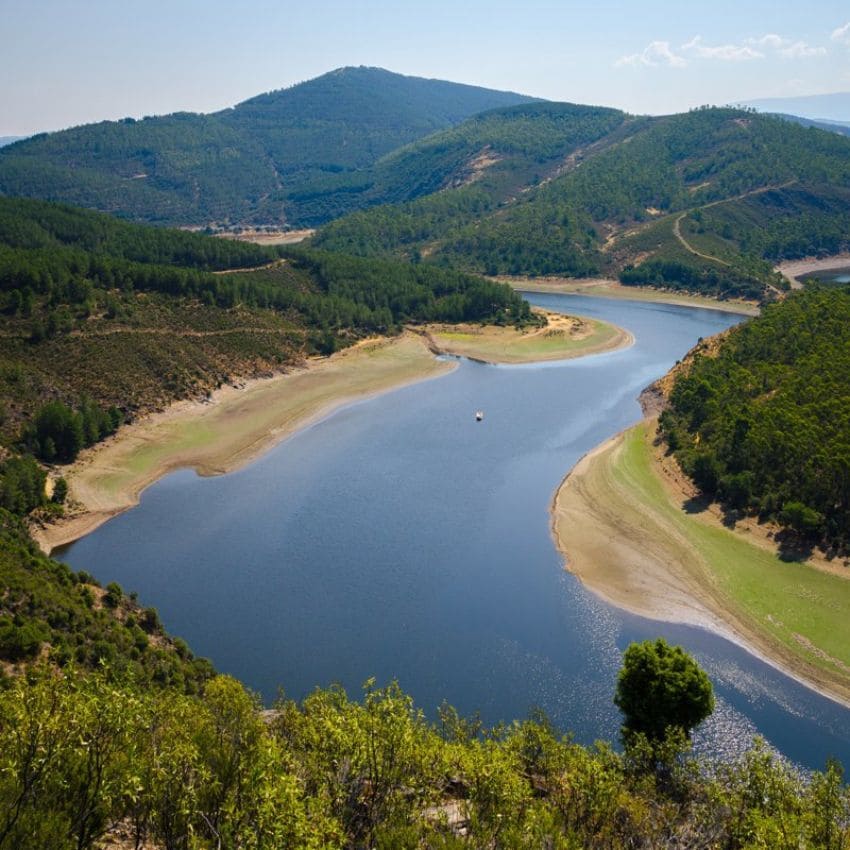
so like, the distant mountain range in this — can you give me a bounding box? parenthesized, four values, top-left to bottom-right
(741, 92, 850, 123)
(772, 113, 850, 137)
(0, 67, 536, 226)
(0, 136, 27, 148)
(2, 69, 850, 302)
(313, 104, 850, 300)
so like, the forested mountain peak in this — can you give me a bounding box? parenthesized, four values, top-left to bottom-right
(3, 73, 850, 301)
(224, 65, 537, 129)
(0, 67, 537, 227)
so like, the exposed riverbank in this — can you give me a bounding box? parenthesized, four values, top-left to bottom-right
(776, 253, 850, 286)
(497, 275, 761, 316)
(33, 333, 454, 554)
(417, 309, 632, 364)
(551, 419, 850, 708)
(35, 310, 628, 554)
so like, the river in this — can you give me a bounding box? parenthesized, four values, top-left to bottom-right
(59, 293, 850, 770)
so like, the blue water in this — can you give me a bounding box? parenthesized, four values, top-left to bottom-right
(59, 294, 850, 771)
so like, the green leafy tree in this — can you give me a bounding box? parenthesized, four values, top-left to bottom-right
(30, 401, 84, 463)
(51, 477, 68, 504)
(780, 501, 824, 538)
(614, 638, 714, 743)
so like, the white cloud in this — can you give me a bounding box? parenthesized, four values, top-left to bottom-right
(779, 41, 826, 58)
(747, 34, 826, 58)
(832, 22, 850, 45)
(682, 36, 762, 61)
(615, 41, 686, 69)
(747, 33, 787, 49)
(616, 31, 827, 71)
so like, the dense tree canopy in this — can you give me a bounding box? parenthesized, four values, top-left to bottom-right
(0, 198, 533, 341)
(315, 108, 850, 296)
(0, 657, 845, 850)
(0, 509, 212, 689)
(0, 68, 534, 226)
(661, 286, 850, 548)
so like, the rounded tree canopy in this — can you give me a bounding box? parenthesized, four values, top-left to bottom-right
(614, 638, 714, 742)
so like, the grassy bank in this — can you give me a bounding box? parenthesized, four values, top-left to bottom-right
(552, 421, 850, 705)
(421, 310, 631, 363)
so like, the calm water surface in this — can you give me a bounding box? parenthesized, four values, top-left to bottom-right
(61, 294, 850, 770)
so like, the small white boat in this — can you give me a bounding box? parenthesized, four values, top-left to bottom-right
(475, 410, 484, 421)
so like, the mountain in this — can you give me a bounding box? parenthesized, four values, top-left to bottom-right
(5, 71, 850, 303)
(0, 136, 27, 148)
(0, 67, 537, 227)
(741, 92, 850, 123)
(772, 113, 850, 137)
(284, 100, 629, 225)
(314, 106, 850, 301)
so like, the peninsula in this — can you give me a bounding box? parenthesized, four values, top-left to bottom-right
(35, 309, 628, 554)
(552, 287, 850, 706)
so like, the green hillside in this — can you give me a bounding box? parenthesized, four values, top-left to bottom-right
(0, 198, 532, 443)
(661, 286, 850, 548)
(219, 66, 537, 176)
(7, 70, 850, 305)
(282, 101, 628, 225)
(0, 508, 213, 691)
(315, 107, 850, 300)
(0, 67, 536, 226)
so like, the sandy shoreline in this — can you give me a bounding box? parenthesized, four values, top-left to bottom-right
(499, 276, 761, 316)
(551, 421, 850, 708)
(776, 253, 850, 285)
(551, 427, 741, 641)
(35, 309, 630, 555)
(33, 333, 454, 554)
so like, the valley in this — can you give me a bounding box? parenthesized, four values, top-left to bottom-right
(2, 47, 850, 847)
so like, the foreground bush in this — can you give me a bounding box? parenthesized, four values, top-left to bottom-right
(1, 666, 848, 849)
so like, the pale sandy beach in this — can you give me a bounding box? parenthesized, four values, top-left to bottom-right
(498, 275, 761, 315)
(33, 333, 454, 554)
(551, 428, 741, 640)
(776, 253, 850, 286)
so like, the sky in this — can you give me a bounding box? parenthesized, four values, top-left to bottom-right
(3, 0, 850, 135)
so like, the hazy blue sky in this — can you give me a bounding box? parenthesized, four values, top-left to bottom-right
(3, 0, 850, 134)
